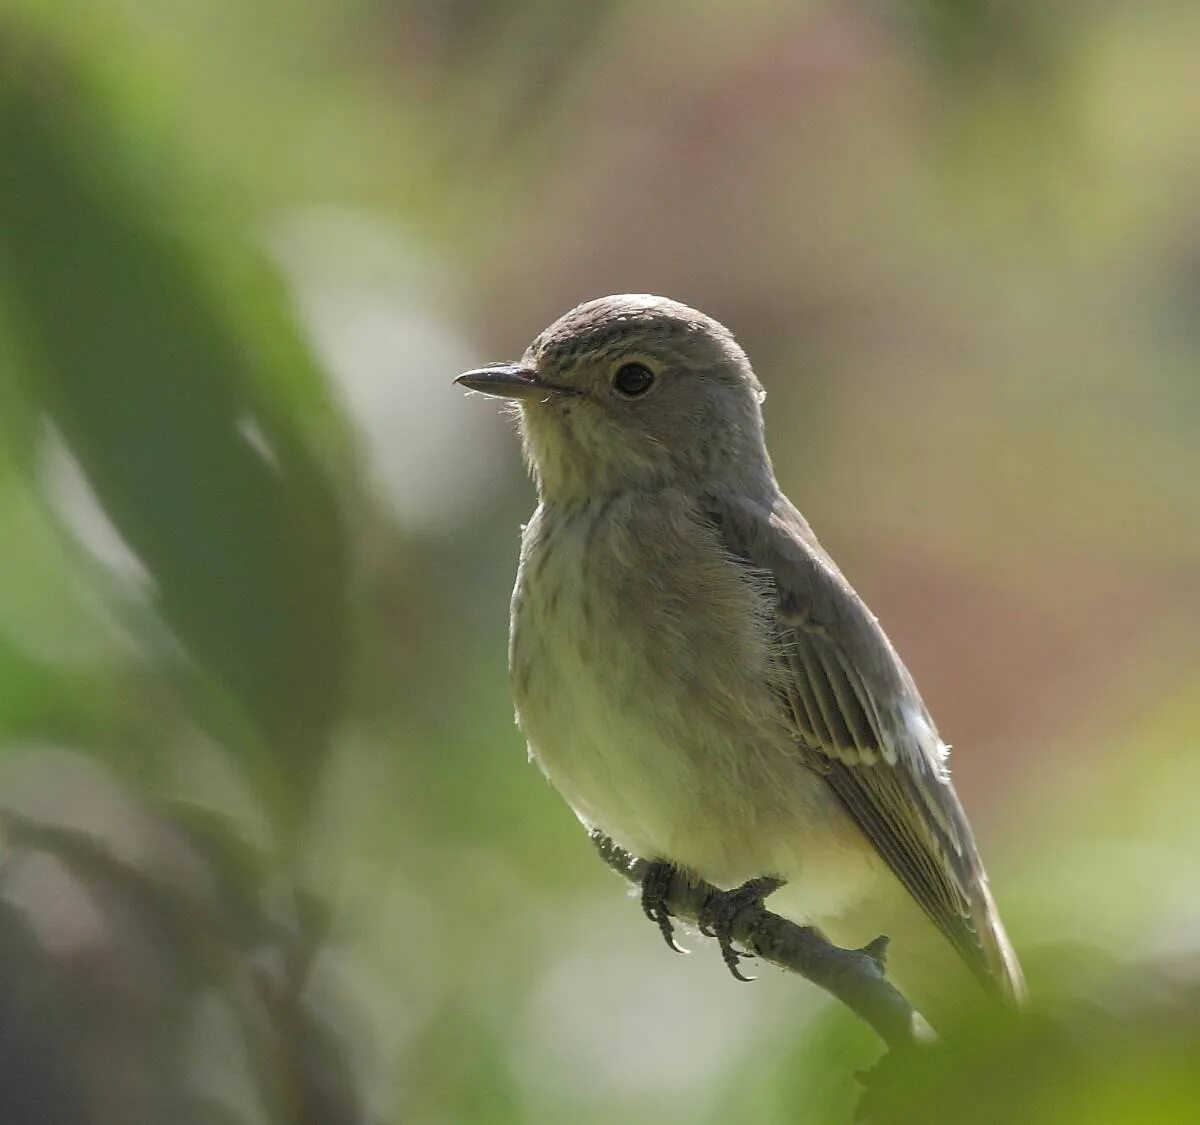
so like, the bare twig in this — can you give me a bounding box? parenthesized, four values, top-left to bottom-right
(591, 831, 927, 1051)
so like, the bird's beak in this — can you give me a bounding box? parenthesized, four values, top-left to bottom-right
(454, 363, 566, 401)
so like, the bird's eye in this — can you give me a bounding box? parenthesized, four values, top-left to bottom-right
(612, 362, 655, 398)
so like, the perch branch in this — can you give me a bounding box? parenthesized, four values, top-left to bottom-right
(591, 831, 926, 1051)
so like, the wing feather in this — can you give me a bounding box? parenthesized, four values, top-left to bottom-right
(703, 492, 1024, 1003)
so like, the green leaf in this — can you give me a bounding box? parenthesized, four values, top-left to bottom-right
(0, 32, 348, 830)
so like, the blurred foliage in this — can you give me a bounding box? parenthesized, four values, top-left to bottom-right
(1, 32, 347, 829)
(0, 1, 1198, 1123)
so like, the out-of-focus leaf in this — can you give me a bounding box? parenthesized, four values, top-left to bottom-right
(0, 750, 367, 1125)
(903, 0, 1047, 75)
(0, 31, 347, 828)
(856, 994, 1200, 1124)
(0, 635, 114, 743)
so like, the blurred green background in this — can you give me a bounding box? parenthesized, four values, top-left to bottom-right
(1, 2, 1198, 1122)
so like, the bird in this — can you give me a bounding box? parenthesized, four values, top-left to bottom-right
(455, 294, 1025, 1030)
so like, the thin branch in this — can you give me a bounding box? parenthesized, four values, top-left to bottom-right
(591, 831, 927, 1051)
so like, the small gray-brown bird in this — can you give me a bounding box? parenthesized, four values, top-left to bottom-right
(456, 294, 1025, 1030)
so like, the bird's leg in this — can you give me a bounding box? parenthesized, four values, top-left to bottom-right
(640, 860, 687, 954)
(698, 876, 786, 982)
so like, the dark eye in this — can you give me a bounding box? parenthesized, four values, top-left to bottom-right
(612, 362, 655, 397)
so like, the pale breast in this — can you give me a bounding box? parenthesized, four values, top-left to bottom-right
(509, 490, 836, 888)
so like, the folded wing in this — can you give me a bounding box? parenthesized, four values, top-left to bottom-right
(702, 493, 1025, 1004)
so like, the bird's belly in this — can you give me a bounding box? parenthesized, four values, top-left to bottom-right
(517, 624, 718, 869)
(518, 636, 877, 915)
(509, 501, 876, 913)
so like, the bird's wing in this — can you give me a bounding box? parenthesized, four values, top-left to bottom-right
(702, 492, 1024, 1004)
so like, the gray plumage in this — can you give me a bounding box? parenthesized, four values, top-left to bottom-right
(457, 294, 1025, 1025)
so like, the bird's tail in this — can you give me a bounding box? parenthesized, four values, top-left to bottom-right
(974, 879, 1027, 1008)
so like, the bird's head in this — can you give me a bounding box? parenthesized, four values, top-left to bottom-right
(456, 294, 773, 502)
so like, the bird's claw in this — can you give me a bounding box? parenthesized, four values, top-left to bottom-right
(640, 861, 687, 954)
(698, 876, 785, 982)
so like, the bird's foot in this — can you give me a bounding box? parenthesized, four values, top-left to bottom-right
(698, 876, 785, 982)
(640, 860, 687, 954)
